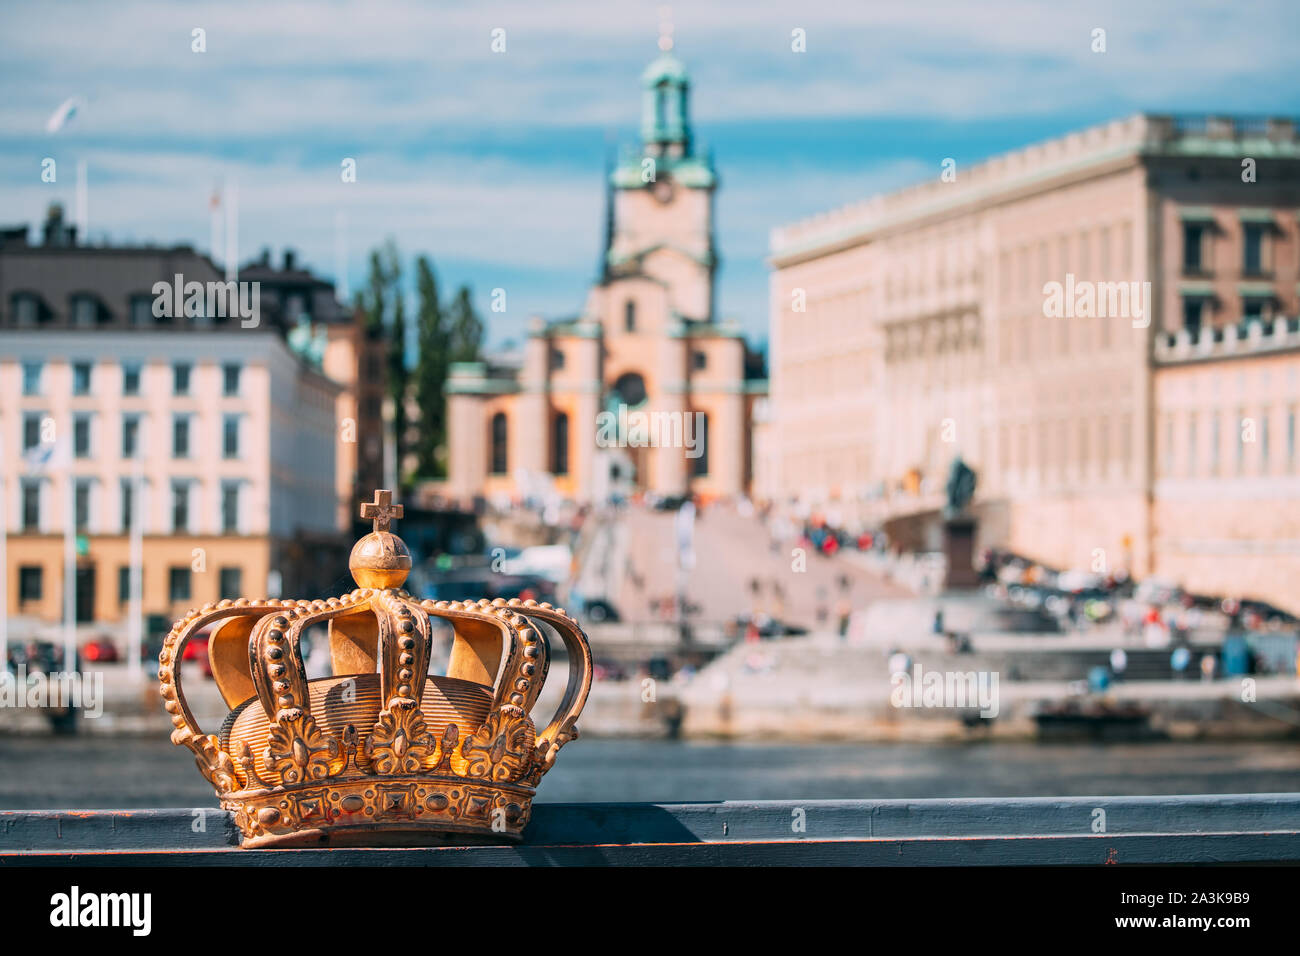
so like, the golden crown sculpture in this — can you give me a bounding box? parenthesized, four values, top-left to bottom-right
(158, 490, 592, 848)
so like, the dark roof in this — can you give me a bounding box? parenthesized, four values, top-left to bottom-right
(0, 241, 263, 331)
(0, 234, 353, 332)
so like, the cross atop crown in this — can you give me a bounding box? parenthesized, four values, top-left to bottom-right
(360, 489, 403, 533)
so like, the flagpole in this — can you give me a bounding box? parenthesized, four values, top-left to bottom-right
(224, 180, 238, 282)
(128, 456, 144, 679)
(334, 211, 348, 303)
(63, 462, 76, 674)
(0, 428, 7, 668)
(210, 181, 224, 269)
(75, 160, 88, 243)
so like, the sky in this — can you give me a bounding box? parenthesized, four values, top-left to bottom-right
(3, 0, 1299, 352)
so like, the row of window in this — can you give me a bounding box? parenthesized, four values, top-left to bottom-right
(1183, 220, 1273, 276)
(1180, 296, 1290, 335)
(995, 417, 1136, 479)
(999, 222, 1136, 304)
(546, 346, 708, 372)
(20, 412, 242, 460)
(10, 291, 257, 328)
(20, 360, 242, 397)
(18, 479, 243, 534)
(16, 564, 243, 606)
(1159, 408, 1299, 477)
(487, 411, 710, 477)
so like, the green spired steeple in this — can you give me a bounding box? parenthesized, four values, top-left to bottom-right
(610, 36, 716, 190)
(641, 51, 691, 154)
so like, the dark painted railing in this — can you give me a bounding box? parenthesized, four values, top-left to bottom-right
(3, 794, 1299, 865)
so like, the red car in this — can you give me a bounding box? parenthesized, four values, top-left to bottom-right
(81, 636, 119, 663)
(181, 637, 214, 678)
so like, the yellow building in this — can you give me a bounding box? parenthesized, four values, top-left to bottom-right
(0, 222, 376, 628)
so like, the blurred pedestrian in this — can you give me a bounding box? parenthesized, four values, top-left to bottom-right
(1109, 647, 1128, 682)
(1200, 653, 1218, 681)
(1171, 645, 1191, 680)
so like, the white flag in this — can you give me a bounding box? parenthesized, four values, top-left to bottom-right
(45, 96, 84, 134)
(23, 433, 71, 473)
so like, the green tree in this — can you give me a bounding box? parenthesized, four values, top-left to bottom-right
(412, 256, 449, 479)
(361, 241, 400, 337)
(360, 239, 407, 485)
(389, 292, 409, 486)
(447, 285, 484, 363)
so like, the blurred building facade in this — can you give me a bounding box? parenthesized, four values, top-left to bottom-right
(0, 212, 381, 625)
(766, 115, 1300, 611)
(446, 50, 766, 505)
(239, 249, 388, 530)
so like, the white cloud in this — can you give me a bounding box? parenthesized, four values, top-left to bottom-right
(2, 0, 1296, 347)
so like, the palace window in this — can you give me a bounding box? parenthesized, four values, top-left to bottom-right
(23, 413, 43, 452)
(173, 415, 191, 458)
(624, 300, 636, 332)
(219, 567, 242, 600)
(223, 363, 241, 396)
(169, 567, 192, 603)
(1161, 416, 1173, 477)
(21, 481, 40, 530)
(1261, 408, 1271, 471)
(1237, 408, 1247, 473)
(1183, 223, 1205, 274)
(223, 414, 240, 458)
(490, 413, 508, 475)
(1289, 407, 1297, 471)
(550, 349, 566, 372)
(552, 412, 569, 476)
(71, 294, 99, 327)
(74, 480, 91, 530)
(1210, 413, 1221, 474)
(692, 413, 709, 477)
(122, 362, 141, 395)
(13, 293, 41, 326)
(611, 372, 647, 409)
(693, 350, 707, 371)
(74, 414, 91, 458)
(19, 566, 43, 603)
(171, 481, 191, 533)
(173, 362, 192, 396)
(1243, 224, 1266, 276)
(122, 415, 140, 458)
(221, 482, 240, 533)
(1183, 298, 1205, 336)
(130, 294, 154, 327)
(22, 361, 42, 395)
(118, 566, 142, 604)
(72, 361, 92, 395)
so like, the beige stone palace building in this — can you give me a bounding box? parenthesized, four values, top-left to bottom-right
(766, 115, 1300, 613)
(446, 49, 766, 505)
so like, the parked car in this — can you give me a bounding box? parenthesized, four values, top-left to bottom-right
(584, 599, 621, 623)
(81, 635, 119, 664)
(181, 638, 213, 678)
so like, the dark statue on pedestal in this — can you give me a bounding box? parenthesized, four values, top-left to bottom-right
(944, 456, 977, 519)
(942, 457, 980, 589)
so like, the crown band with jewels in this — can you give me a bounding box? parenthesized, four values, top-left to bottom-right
(158, 490, 593, 848)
